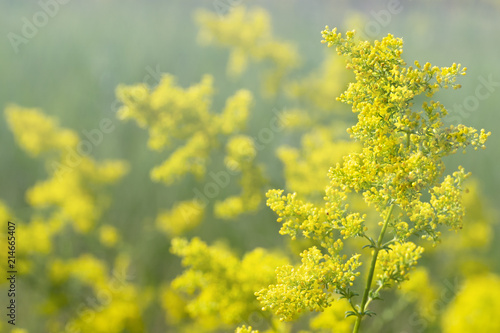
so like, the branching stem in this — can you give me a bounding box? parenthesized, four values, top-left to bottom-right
(352, 203, 395, 333)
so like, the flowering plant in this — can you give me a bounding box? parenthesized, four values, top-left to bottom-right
(255, 28, 490, 332)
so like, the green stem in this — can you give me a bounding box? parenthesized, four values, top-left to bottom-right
(352, 203, 395, 333)
(364, 283, 384, 310)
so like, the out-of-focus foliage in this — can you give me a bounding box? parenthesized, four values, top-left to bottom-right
(6, 106, 128, 234)
(277, 128, 360, 198)
(441, 274, 500, 333)
(257, 27, 490, 331)
(195, 6, 299, 96)
(116, 73, 266, 225)
(0, 2, 498, 333)
(2, 106, 139, 332)
(170, 237, 288, 330)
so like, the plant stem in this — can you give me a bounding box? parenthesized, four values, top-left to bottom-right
(352, 203, 395, 333)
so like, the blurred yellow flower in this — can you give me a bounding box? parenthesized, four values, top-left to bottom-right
(309, 298, 356, 333)
(5, 104, 78, 157)
(442, 274, 500, 333)
(99, 225, 120, 247)
(156, 200, 204, 237)
(195, 6, 299, 96)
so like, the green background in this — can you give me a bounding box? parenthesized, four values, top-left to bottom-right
(1, 0, 499, 331)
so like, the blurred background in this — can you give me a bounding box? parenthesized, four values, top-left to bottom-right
(1, 0, 499, 332)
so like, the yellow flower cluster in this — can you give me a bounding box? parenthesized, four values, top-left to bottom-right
(170, 237, 288, 329)
(259, 28, 490, 328)
(6, 106, 127, 234)
(117, 73, 265, 223)
(256, 246, 361, 322)
(17, 214, 62, 256)
(195, 6, 299, 96)
(215, 135, 266, 219)
(117, 74, 214, 151)
(397, 166, 468, 242)
(3, 104, 148, 332)
(27, 159, 127, 233)
(150, 132, 210, 184)
(156, 200, 204, 237)
(5, 106, 127, 276)
(396, 179, 497, 327)
(375, 241, 424, 286)
(224, 135, 257, 168)
(99, 225, 121, 247)
(235, 325, 259, 333)
(397, 267, 438, 321)
(287, 51, 350, 113)
(160, 286, 188, 328)
(50, 254, 108, 284)
(266, 188, 366, 244)
(5, 104, 78, 157)
(309, 298, 356, 333)
(320, 28, 490, 242)
(442, 179, 496, 252)
(277, 128, 360, 198)
(219, 90, 253, 135)
(442, 274, 500, 332)
(48, 255, 147, 333)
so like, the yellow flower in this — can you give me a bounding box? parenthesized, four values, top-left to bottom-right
(171, 237, 288, 327)
(6, 107, 128, 234)
(5, 104, 78, 157)
(215, 135, 266, 219)
(309, 298, 356, 333)
(117, 74, 214, 151)
(99, 225, 120, 247)
(117, 71, 264, 220)
(260, 27, 489, 327)
(278, 127, 361, 198)
(156, 200, 204, 236)
(195, 6, 299, 96)
(235, 325, 260, 333)
(256, 246, 361, 321)
(160, 286, 188, 324)
(397, 267, 438, 321)
(11, 329, 29, 333)
(442, 274, 500, 333)
(376, 242, 424, 286)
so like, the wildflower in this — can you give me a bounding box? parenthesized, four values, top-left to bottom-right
(156, 200, 204, 237)
(99, 225, 120, 247)
(442, 274, 500, 333)
(260, 28, 490, 329)
(117, 73, 265, 220)
(235, 326, 259, 333)
(171, 237, 288, 327)
(195, 6, 299, 96)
